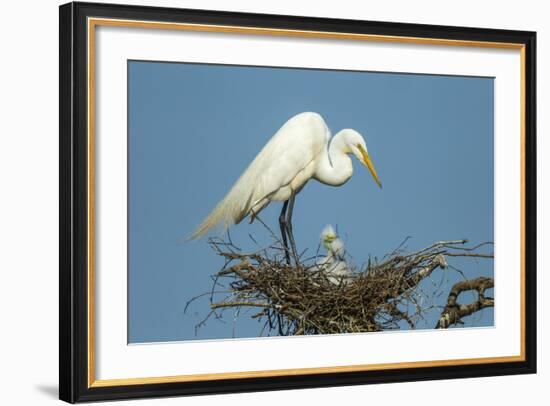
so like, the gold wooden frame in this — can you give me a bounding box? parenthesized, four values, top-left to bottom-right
(86, 17, 527, 388)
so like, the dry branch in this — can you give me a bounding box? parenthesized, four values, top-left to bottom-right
(436, 276, 494, 328)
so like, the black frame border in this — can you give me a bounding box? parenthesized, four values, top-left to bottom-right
(59, 2, 536, 403)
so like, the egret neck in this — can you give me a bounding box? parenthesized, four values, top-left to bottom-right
(314, 131, 353, 186)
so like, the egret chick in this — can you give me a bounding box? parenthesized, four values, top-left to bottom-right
(317, 225, 352, 285)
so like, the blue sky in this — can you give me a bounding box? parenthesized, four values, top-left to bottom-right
(128, 60, 494, 343)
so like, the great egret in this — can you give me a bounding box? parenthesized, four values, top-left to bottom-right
(316, 225, 352, 285)
(190, 112, 382, 262)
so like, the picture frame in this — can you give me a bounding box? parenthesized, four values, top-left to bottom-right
(59, 1, 536, 403)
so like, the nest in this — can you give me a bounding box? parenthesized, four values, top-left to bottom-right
(188, 229, 493, 337)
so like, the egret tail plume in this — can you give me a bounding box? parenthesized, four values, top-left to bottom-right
(187, 202, 227, 240)
(188, 193, 243, 240)
(188, 169, 257, 240)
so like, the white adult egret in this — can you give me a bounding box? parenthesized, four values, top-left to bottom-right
(190, 112, 382, 261)
(316, 225, 352, 285)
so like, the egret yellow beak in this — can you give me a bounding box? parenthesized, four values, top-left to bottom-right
(324, 235, 337, 243)
(358, 144, 382, 188)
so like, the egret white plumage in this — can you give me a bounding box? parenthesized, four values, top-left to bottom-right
(316, 225, 353, 285)
(190, 112, 382, 263)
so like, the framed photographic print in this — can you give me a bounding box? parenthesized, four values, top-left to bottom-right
(59, 1, 537, 403)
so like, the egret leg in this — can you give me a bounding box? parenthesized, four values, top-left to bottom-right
(279, 200, 291, 265)
(285, 193, 299, 264)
